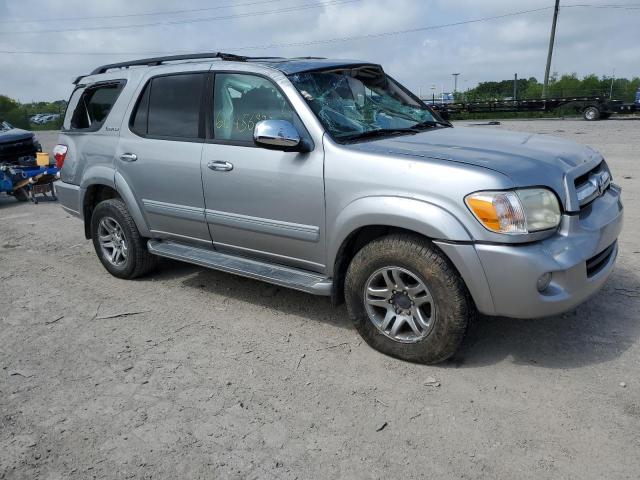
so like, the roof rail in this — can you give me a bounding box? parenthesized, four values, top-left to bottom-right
(89, 52, 247, 75)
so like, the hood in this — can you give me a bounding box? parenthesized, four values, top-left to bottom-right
(0, 127, 35, 144)
(345, 126, 603, 206)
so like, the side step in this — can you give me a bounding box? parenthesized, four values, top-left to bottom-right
(147, 239, 332, 296)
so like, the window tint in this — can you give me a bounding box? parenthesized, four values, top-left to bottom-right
(68, 83, 123, 130)
(213, 73, 294, 142)
(141, 73, 205, 139)
(131, 82, 150, 136)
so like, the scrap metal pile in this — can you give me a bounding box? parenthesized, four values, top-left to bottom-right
(0, 120, 59, 203)
(1, 164, 59, 203)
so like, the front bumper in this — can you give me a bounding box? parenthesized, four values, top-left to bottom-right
(437, 184, 623, 318)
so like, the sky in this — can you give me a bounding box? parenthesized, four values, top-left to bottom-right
(0, 0, 639, 102)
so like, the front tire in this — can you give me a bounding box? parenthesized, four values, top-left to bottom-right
(345, 234, 474, 364)
(90, 198, 157, 279)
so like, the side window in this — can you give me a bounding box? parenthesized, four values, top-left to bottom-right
(131, 82, 150, 136)
(67, 82, 124, 131)
(213, 73, 295, 142)
(131, 73, 205, 140)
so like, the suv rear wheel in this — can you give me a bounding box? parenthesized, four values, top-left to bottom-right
(90, 198, 157, 279)
(344, 234, 474, 364)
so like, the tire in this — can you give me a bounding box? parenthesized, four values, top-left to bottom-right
(583, 106, 600, 121)
(90, 198, 157, 279)
(13, 187, 29, 202)
(344, 234, 474, 364)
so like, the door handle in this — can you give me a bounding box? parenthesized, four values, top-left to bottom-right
(120, 153, 137, 162)
(207, 161, 233, 172)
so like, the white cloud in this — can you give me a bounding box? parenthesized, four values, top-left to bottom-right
(0, 0, 638, 101)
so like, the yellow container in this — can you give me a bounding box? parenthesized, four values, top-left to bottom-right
(36, 152, 50, 166)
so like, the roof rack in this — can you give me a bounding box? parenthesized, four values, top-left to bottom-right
(88, 52, 247, 76)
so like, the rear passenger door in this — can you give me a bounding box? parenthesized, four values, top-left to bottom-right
(117, 71, 211, 245)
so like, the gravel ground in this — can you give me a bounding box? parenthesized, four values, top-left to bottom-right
(1, 119, 639, 479)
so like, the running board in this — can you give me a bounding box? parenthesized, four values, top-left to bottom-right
(147, 240, 332, 296)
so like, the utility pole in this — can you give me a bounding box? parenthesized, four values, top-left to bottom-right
(513, 73, 518, 100)
(609, 68, 615, 98)
(452, 73, 460, 93)
(542, 0, 560, 99)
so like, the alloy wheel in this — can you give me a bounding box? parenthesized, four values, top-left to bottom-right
(97, 216, 128, 267)
(363, 266, 437, 343)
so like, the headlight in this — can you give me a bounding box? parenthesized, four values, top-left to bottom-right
(465, 188, 561, 234)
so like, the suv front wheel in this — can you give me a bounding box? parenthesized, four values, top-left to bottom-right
(345, 234, 474, 364)
(90, 198, 157, 279)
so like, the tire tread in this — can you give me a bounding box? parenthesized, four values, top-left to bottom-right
(345, 233, 475, 364)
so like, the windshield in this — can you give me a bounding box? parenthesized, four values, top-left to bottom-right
(289, 65, 446, 141)
(0, 120, 13, 132)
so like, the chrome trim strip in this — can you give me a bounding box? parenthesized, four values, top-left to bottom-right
(205, 209, 320, 242)
(149, 229, 213, 245)
(142, 199, 205, 222)
(576, 170, 611, 207)
(213, 240, 325, 271)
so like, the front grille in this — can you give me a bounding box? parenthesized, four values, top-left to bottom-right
(586, 242, 616, 278)
(574, 161, 611, 208)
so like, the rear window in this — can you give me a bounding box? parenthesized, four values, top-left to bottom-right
(65, 81, 125, 131)
(130, 73, 206, 140)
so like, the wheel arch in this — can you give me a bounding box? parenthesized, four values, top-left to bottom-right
(114, 171, 152, 238)
(82, 174, 152, 240)
(82, 184, 120, 239)
(328, 196, 474, 305)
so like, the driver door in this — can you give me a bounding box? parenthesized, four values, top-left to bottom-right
(200, 72, 326, 273)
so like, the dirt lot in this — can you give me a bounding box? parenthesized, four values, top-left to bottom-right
(1, 119, 639, 479)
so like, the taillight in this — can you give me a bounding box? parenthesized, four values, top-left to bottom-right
(53, 144, 68, 169)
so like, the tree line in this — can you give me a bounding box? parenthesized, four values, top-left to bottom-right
(0, 95, 66, 130)
(455, 73, 640, 103)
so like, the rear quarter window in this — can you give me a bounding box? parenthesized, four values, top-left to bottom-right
(63, 81, 125, 132)
(130, 73, 206, 141)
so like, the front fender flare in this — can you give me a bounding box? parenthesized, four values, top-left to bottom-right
(328, 196, 472, 266)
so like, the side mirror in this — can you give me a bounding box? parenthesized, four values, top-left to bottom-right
(253, 120, 308, 152)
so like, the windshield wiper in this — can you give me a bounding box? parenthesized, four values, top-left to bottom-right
(341, 128, 420, 142)
(411, 119, 452, 129)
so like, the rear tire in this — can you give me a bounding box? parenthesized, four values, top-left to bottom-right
(344, 234, 474, 364)
(90, 198, 157, 279)
(583, 106, 600, 121)
(14, 187, 29, 202)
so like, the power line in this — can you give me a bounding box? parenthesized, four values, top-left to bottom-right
(0, 0, 286, 24)
(0, 3, 637, 55)
(0, 0, 360, 35)
(563, 2, 640, 8)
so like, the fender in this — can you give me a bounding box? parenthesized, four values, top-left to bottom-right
(114, 171, 152, 237)
(328, 195, 472, 267)
(79, 164, 117, 192)
(78, 164, 118, 232)
(328, 196, 496, 314)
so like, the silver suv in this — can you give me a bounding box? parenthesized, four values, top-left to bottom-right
(55, 52, 623, 364)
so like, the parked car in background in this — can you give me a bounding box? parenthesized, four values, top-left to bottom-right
(0, 120, 41, 165)
(35, 113, 60, 125)
(30, 114, 47, 123)
(55, 53, 623, 364)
